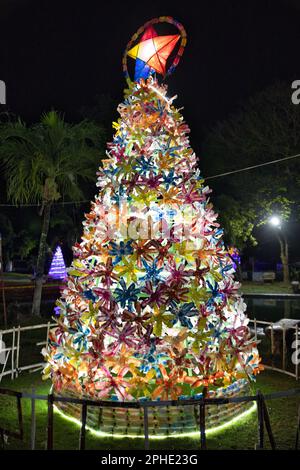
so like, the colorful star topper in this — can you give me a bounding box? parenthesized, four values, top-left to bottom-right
(123, 17, 187, 82)
(127, 26, 180, 80)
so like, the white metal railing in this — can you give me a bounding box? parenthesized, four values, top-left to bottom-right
(0, 319, 299, 383)
(249, 319, 299, 380)
(0, 322, 55, 382)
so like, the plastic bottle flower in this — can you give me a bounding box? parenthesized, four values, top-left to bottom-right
(170, 302, 199, 329)
(106, 323, 138, 355)
(179, 182, 204, 208)
(121, 173, 141, 193)
(138, 342, 168, 374)
(122, 302, 151, 335)
(92, 286, 112, 307)
(184, 370, 225, 389)
(166, 285, 189, 306)
(157, 150, 175, 171)
(135, 156, 154, 175)
(152, 365, 184, 400)
(94, 257, 119, 287)
(164, 328, 190, 352)
(114, 258, 141, 283)
(113, 278, 140, 308)
(128, 369, 155, 398)
(188, 259, 210, 286)
(97, 303, 119, 330)
(141, 172, 162, 189)
(141, 281, 168, 308)
(72, 322, 91, 351)
(131, 186, 158, 207)
(105, 344, 141, 375)
(162, 169, 178, 189)
(166, 260, 191, 287)
(167, 347, 193, 375)
(161, 186, 181, 205)
(145, 305, 174, 336)
(206, 280, 223, 306)
(131, 240, 158, 268)
(171, 241, 196, 264)
(140, 258, 164, 283)
(108, 240, 133, 265)
(151, 240, 173, 266)
(94, 366, 133, 400)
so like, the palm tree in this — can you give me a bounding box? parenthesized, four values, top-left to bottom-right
(0, 111, 106, 316)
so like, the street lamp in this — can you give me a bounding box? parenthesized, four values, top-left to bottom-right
(269, 215, 281, 228)
(268, 215, 289, 284)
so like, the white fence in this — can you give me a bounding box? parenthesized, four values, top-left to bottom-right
(250, 319, 299, 380)
(0, 322, 55, 382)
(0, 319, 299, 383)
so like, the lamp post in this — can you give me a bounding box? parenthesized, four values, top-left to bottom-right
(0, 232, 7, 328)
(268, 216, 289, 284)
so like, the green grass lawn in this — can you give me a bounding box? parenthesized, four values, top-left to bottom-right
(240, 282, 293, 294)
(0, 370, 299, 450)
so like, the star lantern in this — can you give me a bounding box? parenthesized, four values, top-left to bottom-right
(127, 25, 180, 80)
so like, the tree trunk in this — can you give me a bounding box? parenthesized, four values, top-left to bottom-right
(236, 261, 242, 282)
(277, 234, 289, 284)
(32, 203, 51, 316)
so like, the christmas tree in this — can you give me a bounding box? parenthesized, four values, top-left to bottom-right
(43, 18, 262, 408)
(48, 245, 67, 280)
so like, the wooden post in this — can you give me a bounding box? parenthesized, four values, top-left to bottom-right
(79, 402, 87, 450)
(47, 393, 54, 450)
(143, 405, 149, 450)
(256, 391, 264, 449)
(261, 397, 276, 450)
(0, 233, 7, 329)
(200, 387, 207, 450)
(31, 388, 36, 450)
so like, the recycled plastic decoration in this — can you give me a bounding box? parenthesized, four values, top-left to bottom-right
(48, 245, 67, 280)
(123, 16, 187, 81)
(43, 18, 262, 431)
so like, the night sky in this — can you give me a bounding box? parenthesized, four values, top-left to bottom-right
(1, 0, 300, 140)
(1, 0, 300, 264)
